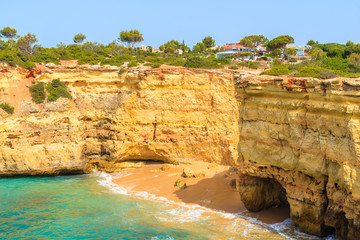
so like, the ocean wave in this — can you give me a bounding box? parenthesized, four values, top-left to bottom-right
(95, 171, 337, 240)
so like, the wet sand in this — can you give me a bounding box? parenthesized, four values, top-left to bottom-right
(113, 161, 290, 224)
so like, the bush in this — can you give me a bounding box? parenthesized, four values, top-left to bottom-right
(294, 65, 326, 77)
(317, 71, 338, 79)
(97, 119, 109, 127)
(146, 56, 164, 63)
(166, 57, 186, 66)
(29, 82, 46, 103)
(289, 58, 297, 63)
(119, 68, 126, 74)
(19, 61, 36, 70)
(184, 56, 222, 69)
(144, 62, 162, 68)
(127, 61, 138, 68)
(228, 65, 238, 70)
(0, 103, 14, 114)
(46, 79, 72, 101)
(261, 65, 290, 75)
(238, 61, 259, 69)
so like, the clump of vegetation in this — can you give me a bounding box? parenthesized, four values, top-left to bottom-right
(46, 79, 72, 101)
(127, 61, 138, 68)
(0, 103, 14, 114)
(29, 82, 46, 103)
(228, 65, 238, 70)
(238, 61, 259, 69)
(144, 62, 162, 68)
(97, 119, 109, 127)
(118, 68, 126, 74)
(261, 65, 290, 75)
(261, 64, 338, 79)
(184, 56, 224, 69)
(165, 57, 186, 66)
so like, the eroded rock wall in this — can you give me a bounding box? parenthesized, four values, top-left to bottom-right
(236, 75, 360, 239)
(0, 66, 239, 176)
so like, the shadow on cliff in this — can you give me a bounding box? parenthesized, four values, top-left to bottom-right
(173, 170, 290, 224)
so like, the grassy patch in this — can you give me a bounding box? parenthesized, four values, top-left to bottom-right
(238, 61, 259, 69)
(0, 103, 14, 114)
(261, 65, 290, 75)
(144, 62, 162, 68)
(29, 82, 46, 104)
(46, 79, 72, 101)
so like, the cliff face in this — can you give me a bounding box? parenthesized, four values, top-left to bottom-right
(1, 65, 360, 239)
(236, 75, 360, 239)
(0, 66, 239, 176)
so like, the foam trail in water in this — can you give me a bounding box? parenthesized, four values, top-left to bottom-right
(96, 171, 338, 240)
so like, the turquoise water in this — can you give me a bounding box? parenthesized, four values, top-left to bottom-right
(0, 173, 331, 240)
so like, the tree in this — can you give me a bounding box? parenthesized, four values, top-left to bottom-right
(159, 40, 180, 52)
(17, 33, 38, 55)
(202, 36, 215, 49)
(240, 35, 268, 59)
(192, 42, 205, 53)
(73, 33, 86, 44)
(180, 40, 189, 53)
(348, 53, 360, 71)
(306, 40, 318, 46)
(310, 47, 327, 62)
(266, 35, 295, 61)
(0, 27, 18, 47)
(346, 40, 354, 47)
(288, 48, 297, 56)
(118, 29, 144, 48)
(270, 49, 282, 58)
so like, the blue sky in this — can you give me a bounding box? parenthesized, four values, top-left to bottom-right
(1, 0, 359, 48)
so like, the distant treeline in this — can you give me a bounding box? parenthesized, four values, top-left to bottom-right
(0, 26, 360, 78)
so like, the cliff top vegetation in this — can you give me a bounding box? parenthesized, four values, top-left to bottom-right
(0, 27, 360, 78)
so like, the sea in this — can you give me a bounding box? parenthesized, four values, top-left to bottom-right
(0, 172, 337, 240)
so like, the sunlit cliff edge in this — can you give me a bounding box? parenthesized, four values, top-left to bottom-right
(1, 64, 360, 239)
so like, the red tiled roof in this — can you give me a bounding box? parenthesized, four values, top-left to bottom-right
(223, 43, 247, 49)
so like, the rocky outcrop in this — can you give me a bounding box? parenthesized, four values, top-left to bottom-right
(0, 66, 239, 176)
(236, 75, 360, 239)
(1, 64, 360, 239)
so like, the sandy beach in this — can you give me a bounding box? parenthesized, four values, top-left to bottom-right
(113, 161, 290, 224)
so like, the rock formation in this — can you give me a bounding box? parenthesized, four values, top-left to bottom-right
(1, 64, 360, 239)
(0, 65, 239, 176)
(236, 75, 360, 239)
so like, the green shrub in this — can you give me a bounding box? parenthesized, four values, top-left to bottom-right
(0, 103, 14, 114)
(146, 56, 164, 63)
(119, 68, 126, 74)
(295, 66, 327, 77)
(166, 57, 186, 66)
(77, 55, 103, 65)
(127, 61, 138, 67)
(101, 54, 133, 66)
(184, 57, 204, 68)
(19, 61, 36, 70)
(316, 71, 338, 79)
(97, 119, 109, 127)
(144, 62, 162, 68)
(46, 79, 72, 101)
(261, 65, 290, 75)
(289, 58, 297, 63)
(184, 56, 222, 69)
(228, 65, 238, 70)
(238, 61, 259, 69)
(29, 82, 46, 103)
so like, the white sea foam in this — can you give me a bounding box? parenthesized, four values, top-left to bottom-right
(95, 171, 338, 240)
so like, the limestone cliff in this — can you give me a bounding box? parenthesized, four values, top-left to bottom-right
(236, 75, 360, 239)
(0, 65, 239, 176)
(1, 64, 360, 239)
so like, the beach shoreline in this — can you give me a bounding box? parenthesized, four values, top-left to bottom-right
(111, 161, 290, 225)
